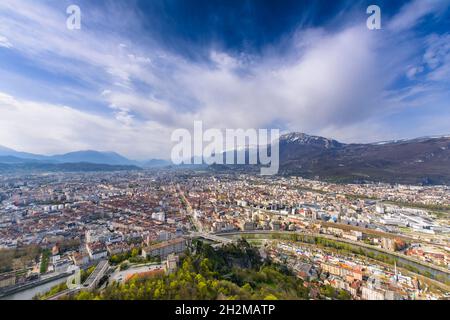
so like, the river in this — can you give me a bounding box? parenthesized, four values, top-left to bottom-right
(0, 275, 70, 300)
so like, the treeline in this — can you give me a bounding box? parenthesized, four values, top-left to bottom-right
(0, 245, 41, 273)
(70, 239, 310, 300)
(0, 239, 81, 274)
(109, 248, 161, 267)
(109, 248, 141, 265)
(39, 249, 50, 273)
(320, 285, 352, 300)
(385, 200, 450, 212)
(33, 282, 67, 300)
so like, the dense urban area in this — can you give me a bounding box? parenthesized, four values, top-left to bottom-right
(0, 170, 449, 300)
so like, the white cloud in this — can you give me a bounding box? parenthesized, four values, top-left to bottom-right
(0, 0, 448, 159)
(0, 35, 12, 48)
(406, 66, 424, 79)
(0, 92, 172, 159)
(423, 33, 450, 81)
(169, 26, 390, 137)
(388, 0, 448, 31)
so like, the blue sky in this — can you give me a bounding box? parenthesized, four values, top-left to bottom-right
(0, 0, 449, 159)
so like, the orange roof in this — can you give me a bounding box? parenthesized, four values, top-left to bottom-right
(125, 269, 164, 282)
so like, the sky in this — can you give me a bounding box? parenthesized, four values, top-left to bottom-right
(0, 0, 449, 160)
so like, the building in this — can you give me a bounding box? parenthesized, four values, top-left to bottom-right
(86, 228, 111, 244)
(361, 286, 385, 300)
(152, 212, 166, 222)
(107, 242, 131, 255)
(375, 203, 385, 214)
(294, 262, 317, 281)
(72, 252, 90, 266)
(241, 221, 256, 231)
(271, 220, 282, 231)
(54, 258, 73, 273)
(381, 238, 396, 251)
(86, 242, 108, 260)
(321, 262, 341, 277)
(0, 272, 16, 288)
(142, 238, 186, 259)
(342, 230, 363, 242)
(165, 254, 179, 274)
(157, 230, 175, 242)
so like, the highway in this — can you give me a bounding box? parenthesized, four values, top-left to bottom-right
(83, 260, 109, 290)
(190, 232, 233, 244)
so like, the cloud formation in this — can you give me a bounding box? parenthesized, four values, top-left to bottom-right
(0, 92, 171, 158)
(0, 0, 449, 159)
(0, 35, 12, 48)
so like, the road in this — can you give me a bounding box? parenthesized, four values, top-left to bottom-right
(190, 232, 233, 244)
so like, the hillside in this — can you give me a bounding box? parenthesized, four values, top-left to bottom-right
(278, 133, 450, 184)
(209, 133, 450, 185)
(69, 240, 312, 300)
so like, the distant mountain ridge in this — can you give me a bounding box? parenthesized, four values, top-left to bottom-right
(1, 132, 450, 184)
(0, 145, 48, 160)
(280, 132, 343, 149)
(278, 133, 450, 184)
(0, 147, 170, 169)
(0, 162, 142, 173)
(50, 150, 135, 166)
(210, 132, 450, 185)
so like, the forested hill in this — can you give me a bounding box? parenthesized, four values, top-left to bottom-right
(70, 239, 311, 300)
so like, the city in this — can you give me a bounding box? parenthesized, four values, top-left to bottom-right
(0, 170, 448, 300)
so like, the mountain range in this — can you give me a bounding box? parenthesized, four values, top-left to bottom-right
(275, 133, 450, 185)
(1, 132, 449, 184)
(210, 132, 450, 185)
(0, 147, 170, 168)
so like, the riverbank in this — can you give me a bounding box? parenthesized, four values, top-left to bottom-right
(0, 272, 71, 300)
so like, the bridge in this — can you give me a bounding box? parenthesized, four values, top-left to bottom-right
(47, 287, 81, 300)
(46, 260, 109, 300)
(83, 260, 109, 290)
(190, 232, 234, 245)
